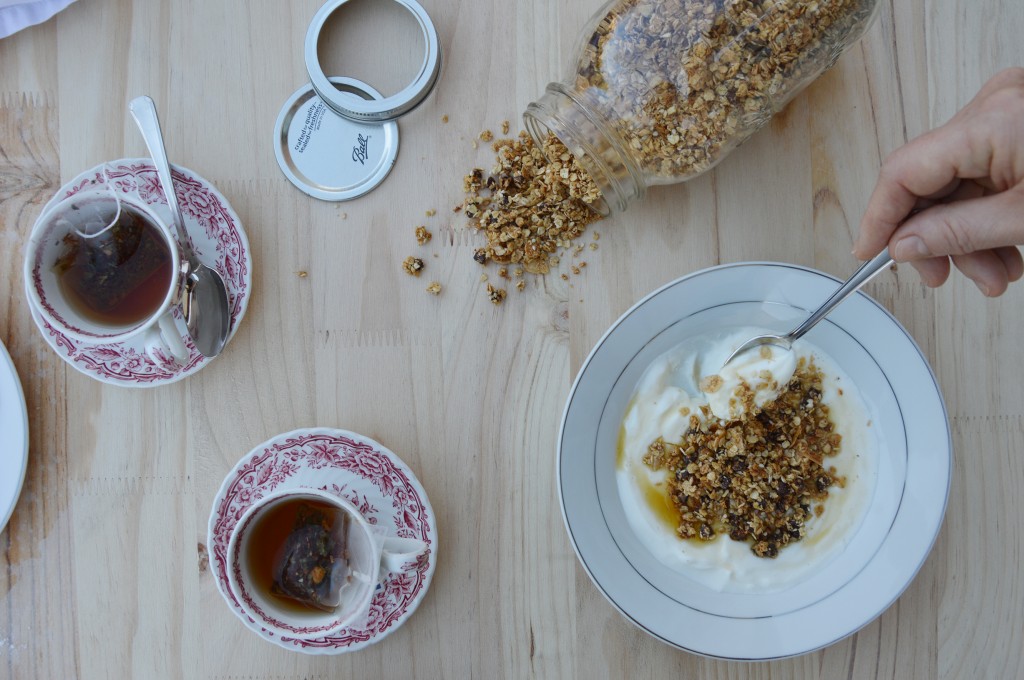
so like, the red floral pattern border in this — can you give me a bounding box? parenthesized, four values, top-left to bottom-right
(32, 161, 250, 384)
(210, 432, 433, 650)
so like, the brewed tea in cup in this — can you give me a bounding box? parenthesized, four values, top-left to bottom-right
(25, 184, 188, 365)
(227, 488, 427, 640)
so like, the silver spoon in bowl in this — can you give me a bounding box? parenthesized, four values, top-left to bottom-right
(128, 95, 231, 358)
(722, 249, 894, 369)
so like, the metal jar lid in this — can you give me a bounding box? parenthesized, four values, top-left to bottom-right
(274, 77, 400, 202)
(304, 0, 442, 123)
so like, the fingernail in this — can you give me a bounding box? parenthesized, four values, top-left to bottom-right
(893, 236, 930, 261)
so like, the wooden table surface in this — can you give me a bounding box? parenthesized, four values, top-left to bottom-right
(2, 0, 1023, 678)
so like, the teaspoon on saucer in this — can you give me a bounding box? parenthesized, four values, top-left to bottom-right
(128, 95, 231, 358)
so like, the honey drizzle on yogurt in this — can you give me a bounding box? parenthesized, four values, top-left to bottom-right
(616, 329, 875, 592)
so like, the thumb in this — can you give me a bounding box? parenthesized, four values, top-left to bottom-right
(888, 187, 1024, 261)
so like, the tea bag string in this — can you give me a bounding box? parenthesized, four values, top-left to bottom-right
(73, 164, 123, 240)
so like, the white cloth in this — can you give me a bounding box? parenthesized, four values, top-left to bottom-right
(0, 0, 77, 40)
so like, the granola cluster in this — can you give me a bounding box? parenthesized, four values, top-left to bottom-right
(643, 359, 845, 558)
(486, 283, 507, 304)
(402, 256, 424, 277)
(575, 0, 874, 178)
(461, 132, 603, 275)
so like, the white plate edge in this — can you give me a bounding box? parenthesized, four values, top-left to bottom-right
(556, 261, 953, 660)
(0, 340, 29, 533)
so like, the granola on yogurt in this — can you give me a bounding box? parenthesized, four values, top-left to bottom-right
(643, 358, 845, 558)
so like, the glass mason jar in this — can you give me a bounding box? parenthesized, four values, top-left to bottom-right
(524, 0, 881, 214)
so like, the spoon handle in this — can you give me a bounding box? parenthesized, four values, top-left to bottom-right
(128, 96, 192, 256)
(787, 249, 894, 342)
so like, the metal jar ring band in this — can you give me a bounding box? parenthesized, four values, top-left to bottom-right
(304, 0, 442, 123)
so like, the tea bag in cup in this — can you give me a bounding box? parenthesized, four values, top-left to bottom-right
(25, 164, 188, 366)
(227, 488, 429, 639)
(51, 169, 174, 324)
(271, 501, 354, 612)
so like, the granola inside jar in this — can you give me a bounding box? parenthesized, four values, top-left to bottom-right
(524, 0, 880, 214)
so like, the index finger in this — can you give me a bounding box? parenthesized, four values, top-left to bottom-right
(854, 123, 994, 258)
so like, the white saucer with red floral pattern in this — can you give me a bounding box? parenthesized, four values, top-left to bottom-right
(207, 428, 437, 654)
(26, 159, 252, 387)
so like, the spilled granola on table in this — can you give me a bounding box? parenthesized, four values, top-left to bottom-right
(643, 358, 845, 558)
(402, 256, 424, 277)
(415, 225, 432, 245)
(460, 131, 603, 276)
(486, 283, 507, 305)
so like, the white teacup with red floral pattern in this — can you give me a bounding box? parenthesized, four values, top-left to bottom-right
(227, 488, 426, 640)
(24, 183, 188, 366)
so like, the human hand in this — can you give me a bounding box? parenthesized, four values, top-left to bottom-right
(853, 67, 1024, 296)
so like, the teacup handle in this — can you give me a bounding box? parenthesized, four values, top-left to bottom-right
(379, 537, 428, 576)
(144, 311, 189, 366)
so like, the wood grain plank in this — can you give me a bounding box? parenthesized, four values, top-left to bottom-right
(1, 0, 1023, 677)
(0, 14, 58, 96)
(0, 84, 78, 680)
(939, 417, 1024, 680)
(68, 477, 199, 679)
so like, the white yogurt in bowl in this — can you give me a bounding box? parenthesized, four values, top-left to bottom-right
(616, 328, 876, 594)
